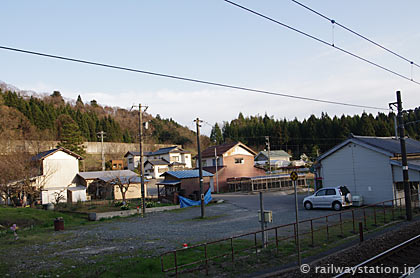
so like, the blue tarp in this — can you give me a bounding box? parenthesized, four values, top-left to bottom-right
(179, 190, 212, 208)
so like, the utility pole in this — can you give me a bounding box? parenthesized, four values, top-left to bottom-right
(396, 91, 412, 221)
(133, 104, 148, 217)
(214, 147, 219, 193)
(195, 118, 205, 218)
(97, 131, 106, 171)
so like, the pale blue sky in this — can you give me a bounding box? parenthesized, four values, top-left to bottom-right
(1, 1, 420, 134)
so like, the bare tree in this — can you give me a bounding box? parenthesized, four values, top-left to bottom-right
(106, 175, 138, 204)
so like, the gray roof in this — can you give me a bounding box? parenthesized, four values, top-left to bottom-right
(317, 135, 420, 162)
(163, 170, 213, 179)
(32, 148, 83, 161)
(256, 150, 290, 159)
(145, 159, 170, 166)
(353, 135, 420, 155)
(125, 146, 190, 158)
(77, 170, 138, 180)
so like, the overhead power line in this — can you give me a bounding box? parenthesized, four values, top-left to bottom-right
(224, 0, 420, 86)
(0, 45, 387, 110)
(291, 0, 420, 70)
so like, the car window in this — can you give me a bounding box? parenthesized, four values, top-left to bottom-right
(326, 189, 336, 196)
(339, 186, 350, 195)
(316, 190, 326, 196)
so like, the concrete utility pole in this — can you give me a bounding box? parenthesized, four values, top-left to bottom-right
(259, 192, 266, 248)
(97, 131, 106, 171)
(396, 91, 412, 221)
(214, 147, 219, 193)
(195, 118, 205, 218)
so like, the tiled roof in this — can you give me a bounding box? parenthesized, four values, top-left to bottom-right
(124, 146, 190, 157)
(200, 142, 256, 158)
(163, 170, 213, 179)
(32, 147, 83, 161)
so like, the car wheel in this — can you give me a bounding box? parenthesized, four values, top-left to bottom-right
(333, 202, 342, 211)
(304, 201, 313, 210)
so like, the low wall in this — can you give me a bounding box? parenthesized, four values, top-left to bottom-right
(88, 205, 179, 221)
(0, 140, 176, 155)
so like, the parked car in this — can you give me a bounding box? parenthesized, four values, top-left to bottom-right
(303, 186, 352, 211)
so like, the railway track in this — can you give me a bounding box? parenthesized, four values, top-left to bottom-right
(334, 234, 420, 278)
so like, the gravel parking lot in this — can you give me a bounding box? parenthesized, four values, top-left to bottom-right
(2, 191, 362, 276)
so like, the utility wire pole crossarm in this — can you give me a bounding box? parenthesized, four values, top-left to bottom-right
(195, 118, 205, 218)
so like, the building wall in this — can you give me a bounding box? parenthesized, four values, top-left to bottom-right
(213, 155, 265, 192)
(179, 177, 211, 197)
(320, 142, 394, 204)
(41, 151, 79, 189)
(113, 183, 146, 200)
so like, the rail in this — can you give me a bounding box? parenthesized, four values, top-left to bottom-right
(160, 194, 420, 277)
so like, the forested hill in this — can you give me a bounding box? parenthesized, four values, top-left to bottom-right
(0, 88, 204, 149)
(211, 111, 420, 159)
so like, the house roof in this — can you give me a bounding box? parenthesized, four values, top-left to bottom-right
(156, 180, 181, 186)
(77, 170, 138, 180)
(124, 146, 190, 158)
(162, 170, 213, 179)
(145, 159, 170, 166)
(255, 150, 290, 160)
(32, 147, 83, 161)
(202, 166, 226, 174)
(317, 135, 420, 162)
(200, 142, 256, 158)
(390, 159, 420, 171)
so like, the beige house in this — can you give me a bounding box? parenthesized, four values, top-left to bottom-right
(32, 148, 84, 205)
(77, 170, 147, 200)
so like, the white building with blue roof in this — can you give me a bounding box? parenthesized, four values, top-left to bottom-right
(316, 134, 420, 205)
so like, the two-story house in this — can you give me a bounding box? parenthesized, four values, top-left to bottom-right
(32, 148, 85, 204)
(197, 142, 265, 192)
(125, 146, 192, 179)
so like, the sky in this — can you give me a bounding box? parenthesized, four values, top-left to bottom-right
(1, 0, 420, 135)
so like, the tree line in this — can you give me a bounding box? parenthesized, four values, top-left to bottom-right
(211, 110, 420, 159)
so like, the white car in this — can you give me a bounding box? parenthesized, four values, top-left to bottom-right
(303, 186, 352, 211)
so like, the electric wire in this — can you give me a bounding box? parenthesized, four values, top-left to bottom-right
(224, 0, 420, 86)
(291, 0, 420, 69)
(0, 45, 387, 111)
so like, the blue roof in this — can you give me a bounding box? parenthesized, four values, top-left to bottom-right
(164, 170, 213, 179)
(32, 148, 83, 161)
(354, 136, 420, 155)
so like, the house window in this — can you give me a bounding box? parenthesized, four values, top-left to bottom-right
(128, 158, 133, 164)
(235, 158, 244, 164)
(173, 156, 179, 162)
(202, 160, 207, 167)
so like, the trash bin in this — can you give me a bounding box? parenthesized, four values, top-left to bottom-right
(54, 217, 64, 231)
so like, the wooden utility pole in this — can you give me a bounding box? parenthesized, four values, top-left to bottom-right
(97, 131, 106, 171)
(396, 91, 412, 221)
(195, 118, 205, 218)
(214, 147, 219, 193)
(135, 104, 148, 217)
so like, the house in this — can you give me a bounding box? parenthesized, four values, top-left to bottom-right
(254, 150, 291, 168)
(125, 146, 192, 178)
(198, 142, 266, 192)
(77, 170, 147, 200)
(144, 159, 170, 179)
(316, 134, 420, 205)
(157, 170, 213, 204)
(31, 148, 84, 205)
(110, 159, 124, 170)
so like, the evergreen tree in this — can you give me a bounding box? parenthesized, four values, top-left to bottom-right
(56, 114, 85, 156)
(210, 123, 223, 144)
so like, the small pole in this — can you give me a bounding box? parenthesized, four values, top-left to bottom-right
(359, 222, 364, 242)
(97, 131, 106, 171)
(259, 191, 265, 248)
(293, 179, 302, 266)
(139, 104, 146, 217)
(195, 118, 205, 218)
(215, 147, 219, 193)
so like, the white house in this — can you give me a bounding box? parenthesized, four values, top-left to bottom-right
(254, 150, 291, 167)
(32, 148, 85, 205)
(316, 135, 420, 205)
(125, 146, 192, 177)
